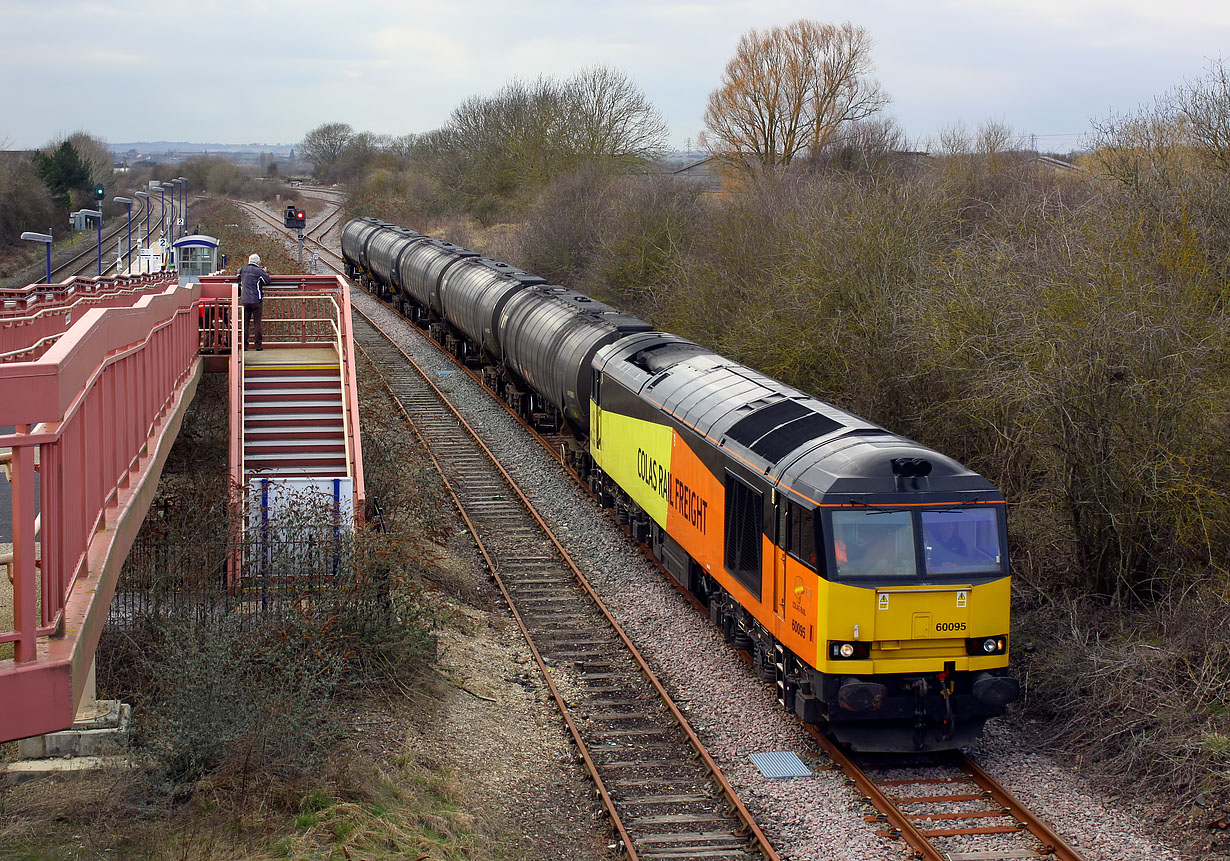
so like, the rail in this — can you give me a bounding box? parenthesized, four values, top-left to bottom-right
(353, 305, 779, 860)
(0, 281, 203, 741)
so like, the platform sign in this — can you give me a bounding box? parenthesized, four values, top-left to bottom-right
(137, 247, 162, 273)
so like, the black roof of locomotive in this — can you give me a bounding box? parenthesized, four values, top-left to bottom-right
(594, 331, 998, 504)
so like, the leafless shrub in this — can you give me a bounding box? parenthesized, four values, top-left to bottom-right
(1015, 585, 1230, 800)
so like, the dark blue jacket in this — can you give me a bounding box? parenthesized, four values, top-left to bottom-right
(238, 263, 270, 305)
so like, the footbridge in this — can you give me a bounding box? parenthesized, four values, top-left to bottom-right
(1, 271, 364, 743)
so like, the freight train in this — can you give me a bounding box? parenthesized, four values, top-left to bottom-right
(342, 216, 1020, 751)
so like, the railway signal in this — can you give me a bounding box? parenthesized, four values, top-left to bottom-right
(285, 206, 306, 264)
(95, 183, 104, 201)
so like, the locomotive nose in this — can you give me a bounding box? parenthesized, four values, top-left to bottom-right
(972, 672, 1020, 707)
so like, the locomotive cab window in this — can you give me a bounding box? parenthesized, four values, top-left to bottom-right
(921, 508, 1001, 575)
(724, 473, 762, 598)
(831, 510, 917, 579)
(786, 500, 818, 571)
(829, 506, 1006, 581)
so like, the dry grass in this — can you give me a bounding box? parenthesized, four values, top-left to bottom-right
(279, 759, 477, 861)
(1015, 583, 1230, 805)
(0, 744, 480, 861)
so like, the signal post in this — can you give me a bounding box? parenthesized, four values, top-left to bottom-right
(284, 206, 306, 265)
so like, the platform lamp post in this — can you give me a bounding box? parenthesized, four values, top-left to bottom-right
(166, 181, 178, 240)
(113, 197, 133, 274)
(159, 183, 170, 239)
(78, 209, 102, 276)
(20, 231, 53, 284)
(177, 176, 187, 238)
(134, 192, 150, 255)
(170, 179, 182, 240)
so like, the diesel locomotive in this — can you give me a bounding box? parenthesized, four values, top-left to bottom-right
(342, 216, 1020, 751)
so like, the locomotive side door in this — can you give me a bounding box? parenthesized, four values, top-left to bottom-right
(773, 495, 788, 625)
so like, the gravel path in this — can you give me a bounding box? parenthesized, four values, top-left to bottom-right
(349, 289, 1195, 860)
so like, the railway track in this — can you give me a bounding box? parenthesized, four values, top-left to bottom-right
(376, 304, 1088, 861)
(350, 306, 779, 861)
(238, 200, 345, 256)
(246, 202, 1089, 861)
(305, 205, 342, 242)
(38, 193, 160, 282)
(811, 733, 1084, 861)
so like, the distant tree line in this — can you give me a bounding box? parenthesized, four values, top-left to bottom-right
(300, 66, 669, 224)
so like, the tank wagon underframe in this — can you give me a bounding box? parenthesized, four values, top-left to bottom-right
(343, 218, 1020, 752)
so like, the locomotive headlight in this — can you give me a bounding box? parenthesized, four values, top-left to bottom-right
(966, 636, 1007, 656)
(829, 641, 870, 660)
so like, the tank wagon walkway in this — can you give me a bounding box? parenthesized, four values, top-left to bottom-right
(0, 272, 364, 744)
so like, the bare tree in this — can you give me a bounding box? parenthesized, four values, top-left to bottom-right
(65, 131, 113, 185)
(1176, 60, 1230, 172)
(299, 122, 353, 177)
(702, 20, 889, 172)
(559, 66, 669, 167)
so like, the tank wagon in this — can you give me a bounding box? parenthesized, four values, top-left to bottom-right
(344, 218, 1020, 751)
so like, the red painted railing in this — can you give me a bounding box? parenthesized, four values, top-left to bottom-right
(1, 274, 177, 363)
(0, 281, 203, 741)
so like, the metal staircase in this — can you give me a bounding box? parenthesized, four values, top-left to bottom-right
(243, 357, 348, 478)
(206, 274, 366, 590)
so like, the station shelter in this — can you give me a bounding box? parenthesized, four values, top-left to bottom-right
(171, 234, 220, 284)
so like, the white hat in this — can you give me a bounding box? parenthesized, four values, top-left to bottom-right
(249, 253, 261, 265)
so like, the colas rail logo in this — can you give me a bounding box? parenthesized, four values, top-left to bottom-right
(637, 447, 709, 534)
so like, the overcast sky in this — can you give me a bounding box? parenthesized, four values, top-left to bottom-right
(2, 0, 1228, 154)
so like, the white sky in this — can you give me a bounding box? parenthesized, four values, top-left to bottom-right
(2, 0, 1228, 153)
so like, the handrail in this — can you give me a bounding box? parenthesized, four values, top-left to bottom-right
(227, 290, 243, 590)
(1, 514, 39, 584)
(0, 272, 164, 309)
(0, 280, 167, 321)
(257, 294, 353, 477)
(0, 282, 201, 659)
(1, 276, 177, 363)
